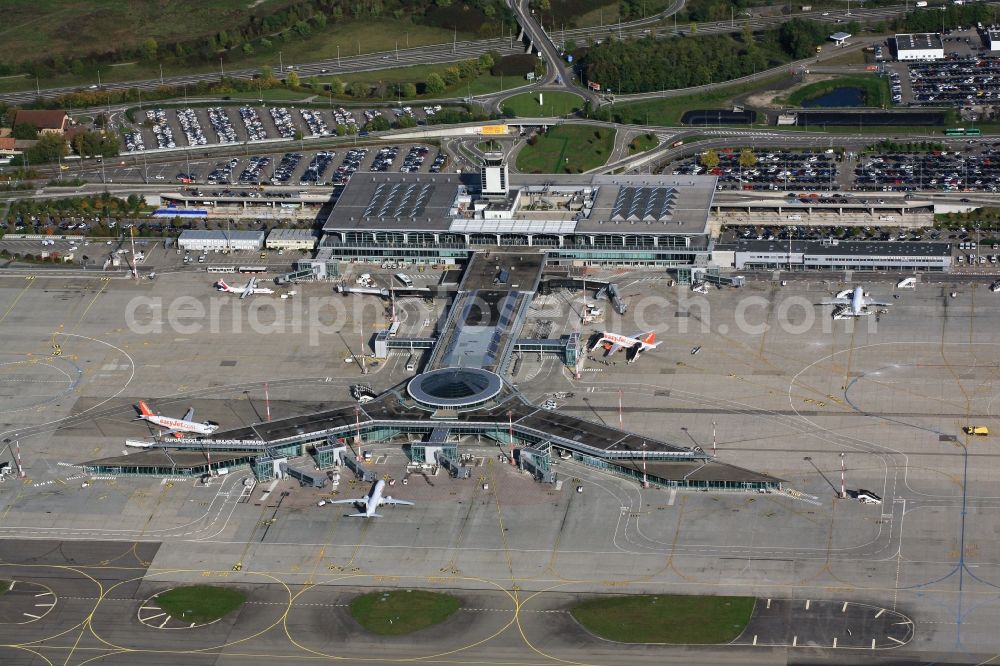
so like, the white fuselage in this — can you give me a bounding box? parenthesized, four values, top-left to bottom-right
(362, 480, 387, 517)
(141, 414, 217, 435)
(850, 286, 865, 315)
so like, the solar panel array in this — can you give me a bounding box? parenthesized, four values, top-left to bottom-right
(363, 182, 436, 219)
(610, 186, 676, 222)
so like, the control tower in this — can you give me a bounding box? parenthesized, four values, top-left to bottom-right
(480, 151, 509, 197)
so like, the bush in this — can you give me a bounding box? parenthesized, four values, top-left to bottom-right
(491, 54, 537, 76)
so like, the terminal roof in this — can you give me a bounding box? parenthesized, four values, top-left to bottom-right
(324, 172, 716, 236)
(733, 239, 951, 256)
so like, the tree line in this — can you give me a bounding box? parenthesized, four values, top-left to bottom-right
(581, 20, 829, 94)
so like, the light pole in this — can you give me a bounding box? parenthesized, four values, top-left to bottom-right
(840, 452, 847, 499)
(507, 410, 515, 466)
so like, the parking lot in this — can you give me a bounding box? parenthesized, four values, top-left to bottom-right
(671, 149, 844, 191)
(854, 146, 1000, 192)
(891, 26, 1000, 109)
(122, 104, 444, 153)
(99, 143, 448, 186)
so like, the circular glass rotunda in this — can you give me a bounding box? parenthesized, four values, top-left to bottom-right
(406, 367, 505, 411)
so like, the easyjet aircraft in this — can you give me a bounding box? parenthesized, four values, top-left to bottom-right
(590, 330, 661, 364)
(135, 401, 218, 438)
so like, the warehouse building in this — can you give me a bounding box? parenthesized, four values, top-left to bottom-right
(317, 153, 717, 268)
(727, 239, 952, 271)
(266, 228, 318, 251)
(894, 33, 944, 60)
(177, 230, 265, 252)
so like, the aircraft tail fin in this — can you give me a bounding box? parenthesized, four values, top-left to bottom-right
(639, 331, 657, 346)
(137, 400, 155, 417)
(217, 280, 229, 290)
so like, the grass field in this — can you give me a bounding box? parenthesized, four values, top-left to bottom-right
(154, 586, 246, 624)
(570, 594, 755, 644)
(785, 75, 891, 108)
(350, 590, 460, 636)
(501, 91, 584, 117)
(551, 0, 675, 29)
(607, 75, 788, 127)
(0, 0, 278, 63)
(628, 132, 659, 155)
(0, 18, 465, 95)
(516, 125, 615, 173)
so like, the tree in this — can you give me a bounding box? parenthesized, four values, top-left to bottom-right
(400, 82, 417, 98)
(286, 70, 300, 87)
(139, 37, 158, 62)
(328, 78, 345, 95)
(700, 148, 720, 170)
(738, 148, 756, 169)
(425, 73, 446, 95)
(395, 115, 417, 129)
(738, 147, 756, 183)
(260, 66, 275, 81)
(12, 123, 39, 140)
(478, 52, 495, 72)
(442, 66, 461, 86)
(348, 81, 369, 98)
(367, 114, 390, 131)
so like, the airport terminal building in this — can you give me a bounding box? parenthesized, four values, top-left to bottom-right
(721, 239, 952, 271)
(315, 154, 717, 268)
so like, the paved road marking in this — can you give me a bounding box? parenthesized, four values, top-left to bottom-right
(667, 488, 676, 505)
(888, 636, 905, 645)
(875, 608, 885, 618)
(842, 601, 848, 612)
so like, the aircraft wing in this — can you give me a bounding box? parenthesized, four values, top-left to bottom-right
(382, 498, 414, 506)
(240, 288, 251, 300)
(327, 498, 367, 505)
(182, 407, 195, 422)
(606, 342, 622, 356)
(867, 300, 892, 307)
(247, 276, 258, 289)
(820, 298, 851, 305)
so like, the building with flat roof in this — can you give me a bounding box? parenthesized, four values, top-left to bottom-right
(894, 33, 944, 60)
(266, 228, 317, 251)
(988, 29, 1000, 51)
(318, 156, 717, 268)
(178, 229, 265, 252)
(726, 239, 952, 271)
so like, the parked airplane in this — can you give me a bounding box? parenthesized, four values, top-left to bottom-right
(590, 330, 661, 363)
(216, 277, 275, 299)
(135, 400, 218, 438)
(820, 286, 891, 319)
(324, 479, 413, 518)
